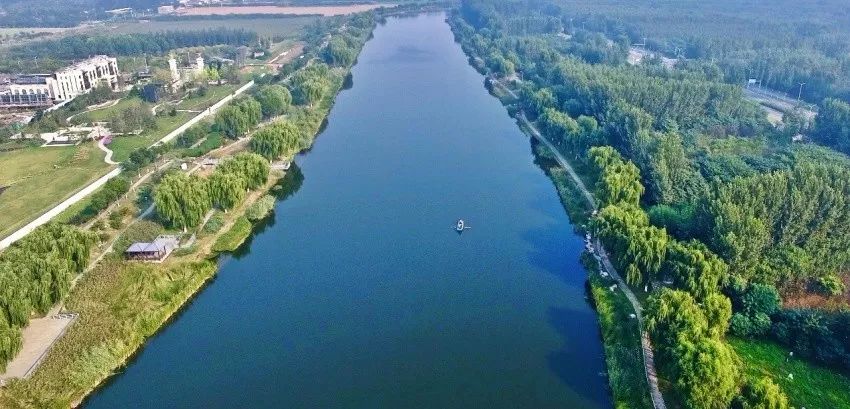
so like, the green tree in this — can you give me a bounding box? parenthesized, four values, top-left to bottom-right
(735, 377, 790, 409)
(207, 170, 245, 212)
(812, 98, 850, 154)
(254, 84, 292, 119)
(217, 153, 270, 190)
(250, 121, 301, 160)
(154, 172, 211, 230)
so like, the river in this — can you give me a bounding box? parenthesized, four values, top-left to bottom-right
(83, 13, 612, 408)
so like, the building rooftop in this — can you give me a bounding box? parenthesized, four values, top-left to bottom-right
(57, 56, 117, 74)
(125, 235, 180, 254)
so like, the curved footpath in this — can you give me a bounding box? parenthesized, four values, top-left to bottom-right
(516, 111, 667, 409)
(0, 80, 257, 251)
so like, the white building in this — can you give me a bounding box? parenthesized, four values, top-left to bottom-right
(168, 53, 205, 91)
(0, 56, 119, 108)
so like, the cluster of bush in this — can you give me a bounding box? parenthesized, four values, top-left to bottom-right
(69, 177, 131, 225)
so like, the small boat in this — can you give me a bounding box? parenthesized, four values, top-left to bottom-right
(455, 219, 472, 232)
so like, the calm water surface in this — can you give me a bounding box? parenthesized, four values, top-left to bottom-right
(84, 13, 612, 408)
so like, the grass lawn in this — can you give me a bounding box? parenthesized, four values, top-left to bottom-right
(176, 84, 238, 111)
(107, 113, 191, 162)
(730, 337, 850, 409)
(211, 216, 252, 252)
(0, 143, 112, 239)
(84, 85, 240, 162)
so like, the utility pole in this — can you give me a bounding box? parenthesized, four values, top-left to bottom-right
(797, 82, 806, 102)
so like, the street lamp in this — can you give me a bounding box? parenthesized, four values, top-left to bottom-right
(797, 82, 806, 102)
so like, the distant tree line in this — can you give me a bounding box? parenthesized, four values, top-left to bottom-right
(4, 28, 258, 62)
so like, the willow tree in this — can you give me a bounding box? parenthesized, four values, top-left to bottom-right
(589, 146, 644, 207)
(673, 336, 741, 409)
(155, 172, 211, 230)
(0, 314, 22, 372)
(218, 153, 270, 190)
(207, 170, 245, 212)
(662, 240, 729, 301)
(250, 121, 301, 160)
(592, 203, 668, 286)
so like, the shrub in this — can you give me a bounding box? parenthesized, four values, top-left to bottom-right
(108, 212, 123, 229)
(202, 212, 225, 234)
(212, 216, 252, 253)
(815, 275, 845, 296)
(734, 377, 790, 409)
(742, 284, 781, 317)
(245, 195, 275, 221)
(69, 177, 131, 225)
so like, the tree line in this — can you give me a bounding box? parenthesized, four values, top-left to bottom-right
(4, 28, 259, 64)
(154, 153, 270, 230)
(452, 1, 850, 406)
(0, 224, 95, 370)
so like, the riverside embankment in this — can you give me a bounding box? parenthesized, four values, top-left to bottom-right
(81, 13, 612, 409)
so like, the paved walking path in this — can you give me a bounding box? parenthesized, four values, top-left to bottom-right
(0, 80, 257, 251)
(97, 138, 118, 165)
(498, 77, 666, 409)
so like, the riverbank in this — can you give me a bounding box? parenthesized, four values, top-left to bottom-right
(0, 16, 374, 407)
(453, 19, 665, 409)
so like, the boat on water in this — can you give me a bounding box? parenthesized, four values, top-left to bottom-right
(455, 219, 469, 232)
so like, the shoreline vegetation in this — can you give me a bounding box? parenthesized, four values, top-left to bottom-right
(450, 1, 850, 408)
(478, 27, 655, 409)
(0, 11, 375, 408)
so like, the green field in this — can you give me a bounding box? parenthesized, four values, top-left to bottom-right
(109, 16, 318, 38)
(0, 144, 113, 238)
(730, 337, 850, 409)
(83, 84, 238, 162)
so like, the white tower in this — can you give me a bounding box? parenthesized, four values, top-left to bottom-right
(168, 55, 180, 83)
(195, 54, 205, 76)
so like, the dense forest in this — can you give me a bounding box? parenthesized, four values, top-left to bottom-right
(543, 0, 850, 104)
(453, 0, 850, 407)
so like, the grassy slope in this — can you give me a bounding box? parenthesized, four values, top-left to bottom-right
(730, 338, 850, 409)
(0, 143, 112, 238)
(0, 260, 218, 408)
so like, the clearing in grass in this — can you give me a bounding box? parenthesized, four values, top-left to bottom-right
(730, 337, 850, 409)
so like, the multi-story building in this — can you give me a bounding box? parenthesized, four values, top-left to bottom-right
(0, 56, 120, 108)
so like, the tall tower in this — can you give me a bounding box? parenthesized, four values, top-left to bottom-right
(168, 54, 179, 83)
(195, 54, 205, 76)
